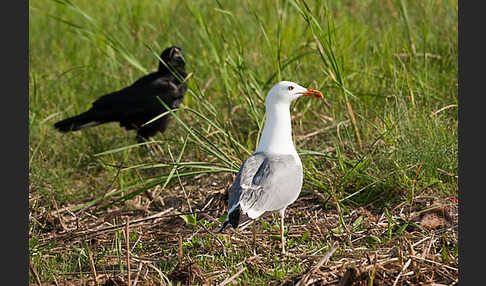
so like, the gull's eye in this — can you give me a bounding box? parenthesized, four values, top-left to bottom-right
(288, 86, 294, 91)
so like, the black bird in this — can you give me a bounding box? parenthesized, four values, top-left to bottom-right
(54, 46, 187, 141)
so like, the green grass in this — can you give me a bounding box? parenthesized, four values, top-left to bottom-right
(29, 0, 458, 284)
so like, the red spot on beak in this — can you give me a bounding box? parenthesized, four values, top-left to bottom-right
(298, 88, 323, 98)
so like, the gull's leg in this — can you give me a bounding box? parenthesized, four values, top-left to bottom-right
(279, 209, 286, 255)
(252, 221, 257, 255)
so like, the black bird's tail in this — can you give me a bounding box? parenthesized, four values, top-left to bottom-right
(54, 111, 103, 132)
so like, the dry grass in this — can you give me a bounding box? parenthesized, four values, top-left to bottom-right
(29, 173, 458, 285)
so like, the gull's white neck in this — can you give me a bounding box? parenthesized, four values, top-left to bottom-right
(256, 102, 298, 156)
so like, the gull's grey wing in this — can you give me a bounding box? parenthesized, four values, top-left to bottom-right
(239, 153, 303, 217)
(219, 152, 303, 230)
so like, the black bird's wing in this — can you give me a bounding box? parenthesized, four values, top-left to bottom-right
(54, 72, 186, 137)
(91, 73, 173, 121)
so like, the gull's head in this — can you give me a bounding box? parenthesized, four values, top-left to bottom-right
(266, 81, 323, 106)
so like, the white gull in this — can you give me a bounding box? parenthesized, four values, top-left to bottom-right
(219, 81, 323, 254)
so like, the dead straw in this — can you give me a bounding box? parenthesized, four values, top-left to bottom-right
(29, 260, 42, 286)
(87, 246, 99, 286)
(295, 241, 339, 286)
(218, 266, 247, 286)
(125, 216, 131, 286)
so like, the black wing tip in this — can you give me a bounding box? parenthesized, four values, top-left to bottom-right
(217, 220, 231, 233)
(228, 206, 242, 228)
(218, 206, 253, 232)
(218, 205, 241, 233)
(217, 212, 239, 233)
